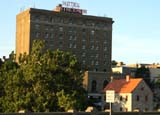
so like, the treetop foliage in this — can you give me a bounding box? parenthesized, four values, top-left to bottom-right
(0, 40, 87, 112)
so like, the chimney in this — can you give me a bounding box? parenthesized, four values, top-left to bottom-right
(54, 4, 62, 12)
(126, 75, 130, 82)
(110, 76, 113, 82)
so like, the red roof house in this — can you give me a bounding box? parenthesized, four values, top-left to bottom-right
(104, 76, 153, 112)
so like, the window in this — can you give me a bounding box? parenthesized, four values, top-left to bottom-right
(120, 96, 123, 101)
(45, 25, 49, 31)
(50, 33, 54, 38)
(95, 61, 99, 65)
(82, 60, 86, 64)
(35, 24, 40, 29)
(104, 54, 107, 58)
(50, 25, 54, 31)
(120, 107, 123, 111)
(91, 22, 95, 26)
(125, 108, 128, 112)
(73, 36, 77, 41)
(44, 16, 49, 23)
(59, 26, 63, 31)
(69, 43, 72, 48)
(68, 27, 73, 33)
(59, 34, 63, 39)
(104, 40, 107, 44)
(82, 37, 86, 42)
(35, 32, 40, 38)
(82, 28, 86, 33)
(69, 18, 73, 24)
(82, 45, 86, 49)
(95, 46, 99, 50)
(82, 53, 86, 57)
(104, 47, 107, 51)
(95, 54, 99, 58)
(44, 32, 49, 38)
(103, 80, 108, 88)
(60, 18, 63, 23)
(69, 35, 73, 40)
(95, 68, 98, 71)
(73, 44, 76, 48)
(91, 30, 95, 35)
(141, 87, 144, 91)
(145, 108, 148, 111)
(91, 45, 94, 50)
(49, 16, 54, 23)
(59, 41, 63, 47)
(145, 95, 148, 102)
(136, 95, 140, 101)
(35, 15, 40, 22)
(91, 80, 97, 92)
(91, 60, 94, 65)
(126, 95, 128, 101)
(50, 44, 54, 47)
(90, 55, 94, 58)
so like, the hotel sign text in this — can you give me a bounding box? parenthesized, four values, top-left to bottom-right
(61, 1, 87, 14)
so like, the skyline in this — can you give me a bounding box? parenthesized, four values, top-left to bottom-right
(1, 0, 160, 64)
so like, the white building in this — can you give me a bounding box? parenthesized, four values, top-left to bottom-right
(104, 76, 153, 112)
(112, 66, 136, 78)
(112, 64, 160, 81)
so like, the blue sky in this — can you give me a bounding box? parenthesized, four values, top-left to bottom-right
(1, 0, 160, 64)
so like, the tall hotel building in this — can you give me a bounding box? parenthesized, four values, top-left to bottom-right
(16, 3, 114, 94)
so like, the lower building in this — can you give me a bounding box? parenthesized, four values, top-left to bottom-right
(104, 76, 153, 112)
(83, 71, 110, 110)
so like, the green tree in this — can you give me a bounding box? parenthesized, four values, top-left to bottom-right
(0, 51, 19, 112)
(0, 58, 3, 67)
(111, 60, 117, 66)
(56, 90, 76, 111)
(0, 40, 87, 112)
(135, 66, 151, 86)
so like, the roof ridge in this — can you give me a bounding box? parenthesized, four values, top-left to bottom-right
(104, 78, 142, 93)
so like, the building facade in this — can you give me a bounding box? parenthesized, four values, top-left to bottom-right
(83, 71, 109, 110)
(112, 66, 136, 79)
(83, 71, 109, 94)
(16, 5, 113, 76)
(112, 63, 160, 81)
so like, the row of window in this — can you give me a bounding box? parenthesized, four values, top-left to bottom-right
(81, 60, 100, 66)
(136, 95, 148, 102)
(47, 43, 108, 59)
(91, 80, 108, 92)
(35, 36, 108, 51)
(32, 15, 108, 28)
(119, 95, 148, 102)
(68, 43, 107, 51)
(82, 60, 107, 65)
(82, 53, 99, 58)
(120, 107, 149, 112)
(33, 24, 109, 38)
(34, 31, 108, 43)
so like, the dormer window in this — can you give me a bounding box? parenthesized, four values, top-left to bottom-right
(141, 87, 144, 91)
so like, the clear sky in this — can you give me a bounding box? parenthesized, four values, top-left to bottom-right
(1, 0, 160, 64)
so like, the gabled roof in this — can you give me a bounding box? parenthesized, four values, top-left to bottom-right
(104, 78, 142, 93)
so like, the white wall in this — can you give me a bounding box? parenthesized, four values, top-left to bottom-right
(113, 93, 132, 112)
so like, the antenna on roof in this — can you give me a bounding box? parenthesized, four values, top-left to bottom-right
(33, 0, 36, 8)
(20, 6, 25, 12)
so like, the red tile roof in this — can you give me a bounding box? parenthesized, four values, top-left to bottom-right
(104, 78, 142, 93)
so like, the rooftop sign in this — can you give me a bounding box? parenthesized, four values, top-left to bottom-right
(62, 1, 80, 8)
(61, 1, 87, 14)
